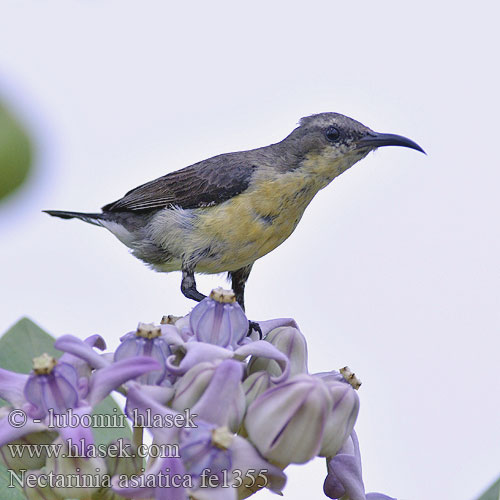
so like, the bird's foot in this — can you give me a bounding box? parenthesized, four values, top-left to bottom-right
(248, 320, 262, 339)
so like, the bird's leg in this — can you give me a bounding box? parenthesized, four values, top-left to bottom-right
(229, 264, 261, 338)
(181, 266, 206, 303)
(229, 264, 253, 310)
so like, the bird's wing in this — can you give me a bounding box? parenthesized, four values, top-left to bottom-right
(102, 153, 258, 212)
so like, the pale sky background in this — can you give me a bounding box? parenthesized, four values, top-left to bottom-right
(0, 1, 499, 499)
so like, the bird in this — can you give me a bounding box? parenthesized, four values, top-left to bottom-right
(45, 112, 424, 311)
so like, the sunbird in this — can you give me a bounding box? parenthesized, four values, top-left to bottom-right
(45, 112, 424, 310)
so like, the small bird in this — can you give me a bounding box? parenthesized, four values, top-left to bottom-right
(45, 112, 424, 310)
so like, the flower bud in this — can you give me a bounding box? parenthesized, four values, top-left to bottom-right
(245, 374, 332, 466)
(242, 371, 272, 408)
(0, 430, 57, 472)
(189, 288, 248, 348)
(44, 438, 107, 499)
(318, 379, 359, 457)
(248, 326, 308, 377)
(171, 362, 217, 411)
(23, 468, 64, 500)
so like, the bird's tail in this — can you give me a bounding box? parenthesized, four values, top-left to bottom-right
(43, 210, 105, 227)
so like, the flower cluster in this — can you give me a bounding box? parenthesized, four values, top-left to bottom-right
(0, 287, 396, 499)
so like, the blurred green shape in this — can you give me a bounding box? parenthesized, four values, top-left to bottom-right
(0, 462, 25, 499)
(0, 101, 32, 202)
(476, 476, 500, 500)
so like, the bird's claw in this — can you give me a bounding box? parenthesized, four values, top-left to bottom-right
(248, 320, 262, 339)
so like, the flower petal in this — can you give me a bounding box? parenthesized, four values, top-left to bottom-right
(54, 335, 109, 370)
(125, 384, 181, 444)
(0, 368, 28, 407)
(87, 356, 160, 406)
(191, 360, 245, 429)
(242, 371, 271, 408)
(256, 318, 299, 337)
(190, 485, 236, 500)
(57, 406, 95, 457)
(230, 434, 286, 495)
(171, 362, 217, 412)
(248, 326, 308, 377)
(0, 416, 46, 449)
(234, 341, 290, 383)
(139, 384, 176, 405)
(324, 431, 363, 500)
(112, 456, 189, 500)
(166, 343, 233, 376)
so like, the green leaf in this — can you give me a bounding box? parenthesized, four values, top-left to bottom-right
(0, 102, 32, 202)
(91, 398, 132, 446)
(0, 461, 27, 499)
(476, 476, 500, 500)
(0, 317, 60, 373)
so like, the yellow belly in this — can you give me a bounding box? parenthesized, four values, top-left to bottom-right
(194, 173, 319, 272)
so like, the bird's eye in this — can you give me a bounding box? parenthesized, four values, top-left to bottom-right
(325, 126, 341, 142)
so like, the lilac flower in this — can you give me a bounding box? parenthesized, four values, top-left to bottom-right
(0, 346, 160, 457)
(170, 361, 217, 411)
(245, 373, 333, 467)
(44, 436, 107, 499)
(172, 359, 246, 432)
(324, 431, 396, 500)
(316, 368, 360, 458)
(56, 332, 176, 402)
(248, 324, 308, 377)
(189, 288, 249, 348)
(114, 322, 173, 385)
(3, 288, 401, 499)
(242, 371, 272, 407)
(162, 331, 291, 384)
(113, 360, 286, 500)
(24, 353, 80, 419)
(162, 291, 300, 350)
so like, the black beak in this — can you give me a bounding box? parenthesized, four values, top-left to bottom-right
(356, 132, 425, 154)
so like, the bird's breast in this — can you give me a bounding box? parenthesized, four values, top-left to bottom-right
(194, 172, 321, 271)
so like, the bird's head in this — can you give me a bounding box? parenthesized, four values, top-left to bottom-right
(281, 112, 424, 180)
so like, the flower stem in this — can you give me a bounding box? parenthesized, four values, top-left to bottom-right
(133, 425, 143, 449)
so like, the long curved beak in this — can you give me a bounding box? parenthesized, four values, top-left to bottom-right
(356, 132, 425, 154)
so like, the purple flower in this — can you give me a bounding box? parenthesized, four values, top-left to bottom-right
(242, 371, 272, 408)
(245, 373, 332, 467)
(114, 361, 286, 500)
(164, 333, 291, 384)
(316, 368, 360, 458)
(324, 431, 396, 500)
(172, 360, 246, 432)
(189, 288, 249, 348)
(0, 341, 160, 458)
(115, 322, 172, 385)
(24, 354, 80, 419)
(248, 324, 308, 377)
(179, 421, 232, 484)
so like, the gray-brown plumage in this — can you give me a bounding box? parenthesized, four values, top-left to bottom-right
(45, 112, 424, 310)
